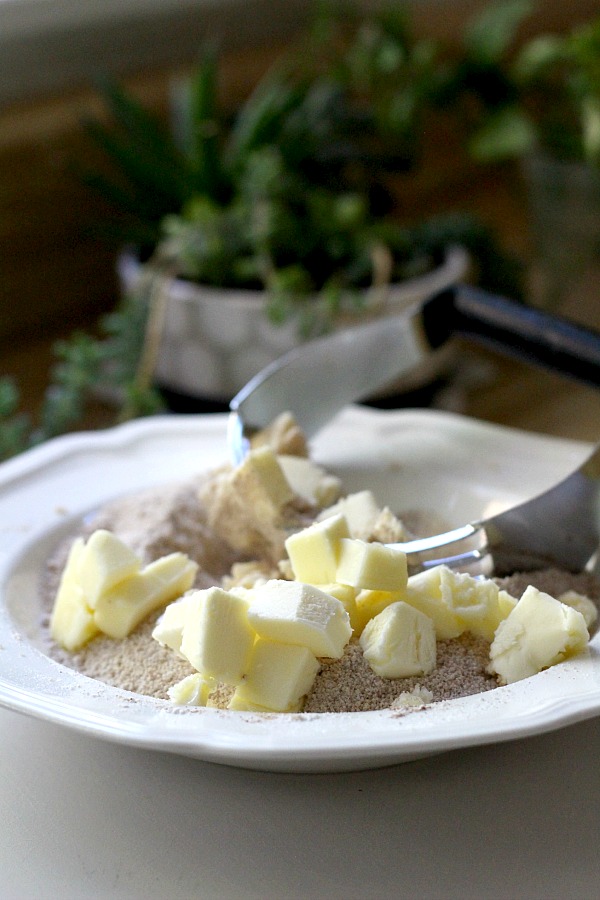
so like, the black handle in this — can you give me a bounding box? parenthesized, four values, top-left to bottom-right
(424, 285, 600, 388)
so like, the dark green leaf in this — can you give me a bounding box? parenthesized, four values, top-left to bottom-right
(465, 0, 534, 66)
(469, 105, 536, 161)
(83, 118, 188, 210)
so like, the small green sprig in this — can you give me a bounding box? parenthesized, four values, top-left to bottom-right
(0, 378, 32, 461)
(440, 0, 600, 168)
(0, 283, 165, 462)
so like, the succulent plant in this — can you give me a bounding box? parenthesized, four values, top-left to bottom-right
(441, 0, 600, 167)
(2, 4, 524, 459)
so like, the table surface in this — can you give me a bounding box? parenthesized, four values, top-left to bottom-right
(1, 704, 599, 900)
(3, 331, 600, 899)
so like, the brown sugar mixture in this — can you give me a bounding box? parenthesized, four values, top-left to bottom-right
(40, 414, 600, 714)
(42, 483, 600, 713)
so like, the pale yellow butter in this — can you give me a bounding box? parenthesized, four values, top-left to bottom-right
(277, 455, 341, 506)
(226, 694, 286, 713)
(451, 575, 505, 641)
(51, 586, 99, 652)
(247, 579, 352, 659)
(488, 585, 589, 684)
(335, 538, 408, 592)
(498, 589, 518, 621)
(393, 685, 434, 709)
(168, 672, 215, 706)
(50, 537, 99, 651)
(228, 638, 320, 712)
(78, 529, 140, 608)
(152, 594, 197, 657)
(179, 586, 256, 685)
(315, 582, 359, 633)
(94, 552, 197, 640)
(231, 446, 294, 517)
(354, 588, 405, 637)
(403, 567, 462, 638)
(405, 565, 508, 640)
(359, 601, 436, 678)
(558, 589, 598, 630)
(285, 513, 350, 584)
(51, 530, 198, 649)
(318, 490, 381, 539)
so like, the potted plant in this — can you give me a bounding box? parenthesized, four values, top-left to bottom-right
(0, 5, 521, 459)
(440, 0, 600, 312)
(84, 7, 522, 406)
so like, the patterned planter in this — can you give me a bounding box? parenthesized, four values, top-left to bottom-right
(117, 245, 470, 404)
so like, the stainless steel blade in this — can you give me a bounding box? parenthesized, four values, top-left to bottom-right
(229, 300, 434, 440)
(229, 280, 600, 464)
(391, 441, 600, 575)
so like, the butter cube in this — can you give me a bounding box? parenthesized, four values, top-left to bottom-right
(277, 455, 341, 506)
(354, 589, 405, 636)
(488, 585, 590, 685)
(78, 529, 140, 608)
(168, 673, 215, 706)
(335, 538, 408, 592)
(452, 576, 504, 641)
(50, 538, 99, 650)
(179, 587, 256, 685)
(229, 638, 320, 711)
(247, 579, 351, 658)
(558, 590, 598, 630)
(227, 694, 285, 713)
(498, 589, 518, 620)
(360, 601, 436, 678)
(94, 552, 197, 639)
(152, 594, 196, 657)
(318, 490, 381, 538)
(232, 446, 294, 517)
(50, 585, 99, 652)
(315, 583, 359, 633)
(285, 513, 350, 584)
(405, 565, 504, 640)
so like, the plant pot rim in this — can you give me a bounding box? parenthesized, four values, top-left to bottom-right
(117, 244, 470, 312)
(116, 243, 470, 403)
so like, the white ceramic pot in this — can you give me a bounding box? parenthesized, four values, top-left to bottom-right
(117, 245, 470, 403)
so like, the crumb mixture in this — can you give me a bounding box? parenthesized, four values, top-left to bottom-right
(43, 548, 599, 712)
(39, 414, 600, 714)
(303, 633, 496, 713)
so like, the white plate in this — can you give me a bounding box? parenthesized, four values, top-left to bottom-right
(1, 407, 599, 773)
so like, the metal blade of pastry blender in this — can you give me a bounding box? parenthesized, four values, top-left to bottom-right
(391, 439, 600, 575)
(229, 282, 600, 463)
(229, 303, 431, 462)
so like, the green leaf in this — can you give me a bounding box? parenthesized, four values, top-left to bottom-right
(120, 382, 165, 420)
(0, 415, 30, 461)
(95, 77, 185, 178)
(0, 377, 19, 417)
(582, 96, 600, 165)
(85, 76, 192, 207)
(469, 105, 536, 162)
(0, 378, 32, 460)
(83, 117, 187, 211)
(225, 74, 305, 174)
(512, 34, 567, 82)
(465, 0, 533, 65)
(186, 48, 225, 197)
